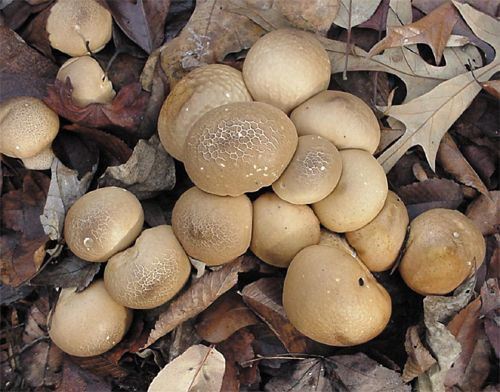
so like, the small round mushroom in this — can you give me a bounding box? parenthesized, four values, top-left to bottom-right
(64, 187, 144, 262)
(104, 225, 191, 309)
(0, 96, 59, 170)
(242, 28, 331, 113)
(158, 64, 252, 161)
(313, 149, 388, 232)
(172, 187, 253, 266)
(48, 280, 133, 357)
(46, 0, 112, 56)
(184, 102, 298, 196)
(290, 90, 381, 153)
(399, 208, 486, 295)
(283, 245, 391, 346)
(57, 56, 115, 107)
(272, 135, 342, 204)
(251, 193, 320, 268)
(346, 191, 409, 272)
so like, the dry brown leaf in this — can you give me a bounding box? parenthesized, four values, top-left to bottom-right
(368, 2, 459, 64)
(402, 325, 437, 382)
(333, 0, 382, 28)
(57, 359, 111, 392)
(148, 345, 225, 392)
(481, 79, 500, 99)
(466, 191, 500, 235)
(146, 256, 257, 347)
(457, 332, 492, 391)
(274, 0, 339, 34)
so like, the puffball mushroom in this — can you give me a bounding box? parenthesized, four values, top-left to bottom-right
(0, 96, 59, 170)
(399, 208, 486, 295)
(313, 149, 388, 232)
(46, 0, 112, 56)
(64, 187, 144, 262)
(184, 101, 298, 196)
(104, 225, 191, 309)
(242, 28, 331, 113)
(290, 90, 381, 153)
(283, 245, 391, 346)
(250, 193, 320, 268)
(48, 280, 132, 357)
(158, 64, 252, 161)
(272, 135, 342, 204)
(346, 191, 409, 272)
(57, 56, 115, 107)
(172, 187, 253, 266)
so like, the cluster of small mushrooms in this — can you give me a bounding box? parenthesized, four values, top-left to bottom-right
(0, 0, 486, 374)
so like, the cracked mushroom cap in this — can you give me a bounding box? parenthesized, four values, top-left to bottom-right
(313, 149, 388, 232)
(64, 187, 144, 262)
(158, 64, 252, 161)
(243, 28, 331, 113)
(0, 96, 59, 169)
(283, 245, 391, 346)
(346, 191, 409, 272)
(290, 90, 381, 153)
(57, 56, 115, 107)
(48, 280, 133, 357)
(250, 193, 321, 268)
(46, 0, 112, 56)
(399, 208, 486, 295)
(104, 225, 191, 309)
(184, 101, 298, 196)
(172, 187, 253, 266)
(273, 135, 342, 204)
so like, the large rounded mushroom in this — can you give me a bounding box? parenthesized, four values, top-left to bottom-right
(251, 193, 321, 268)
(0, 96, 59, 170)
(48, 280, 133, 357)
(399, 208, 485, 295)
(64, 187, 144, 262)
(184, 102, 298, 196)
(57, 56, 115, 107)
(290, 91, 381, 153)
(104, 225, 191, 309)
(158, 64, 252, 161)
(313, 149, 388, 232)
(172, 187, 253, 266)
(273, 135, 342, 204)
(242, 28, 331, 113)
(283, 245, 391, 346)
(46, 0, 112, 56)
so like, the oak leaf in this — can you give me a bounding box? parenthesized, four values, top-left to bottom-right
(333, 0, 382, 28)
(402, 325, 436, 382)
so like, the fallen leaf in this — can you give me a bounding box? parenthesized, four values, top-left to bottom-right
(402, 325, 437, 382)
(466, 191, 500, 235)
(456, 331, 492, 391)
(0, 26, 57, 101)
(437, 133, 489, 196)
(106, 0, 171, 53)
(481, 79, 500, 99)
(462, 144, 497, 189)
(0, 0, 53, 31)
(480, 279, 500, 357)
(44, 80, 149, 135)
(167, 320, 202, 362)
(57, 359, 111, 392)
(98, 135, 176, 200)
(274, 0, 340, 34)
(333, 0, 382, 28)
(368, 2, 459, 64)
(21, 4, 53, 59)
(242, 278, 314, 354)
(0, 283, 33, 306)
(52, 132, 100, 178)
(148, 345, 225, 392)
(146, 256, 257, 347)
(195, 291, 258, 343)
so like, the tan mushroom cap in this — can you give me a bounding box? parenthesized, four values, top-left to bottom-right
(184, 101, 298, 196)
(0, 96, 59, 162)
(399, 208, 486, 295)
(19, 147, 55, 171)
(104, 225, 191, 309)
(283, 245, 391, 346)
(242, 28, 331, 113)
(172, 187, 252, 266)
(313, 149, 388, 232)
(48, 280, 133, 357)
(346, 191, 409, 272)
(250, 193, 320, 268)
(319, 228, 363, 263)
(290, 90, 381, 153)
(273, 135, 342, 204)
(64, 187, 144, 262)
(46, 0, 112, 56)
(158, 64, 252, 161)
(57, 56, 115, 107)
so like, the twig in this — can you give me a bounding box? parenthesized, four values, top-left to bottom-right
(0, 336, 50, 365)
(343, 0, 353, 80)
(240, 353, 323, 367)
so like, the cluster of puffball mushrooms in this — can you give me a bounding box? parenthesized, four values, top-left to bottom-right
(0, 0, 486, 371)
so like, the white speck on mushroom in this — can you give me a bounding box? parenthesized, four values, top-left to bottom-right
(453, 232, 460, 238)
(83, 237, 93, 250)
